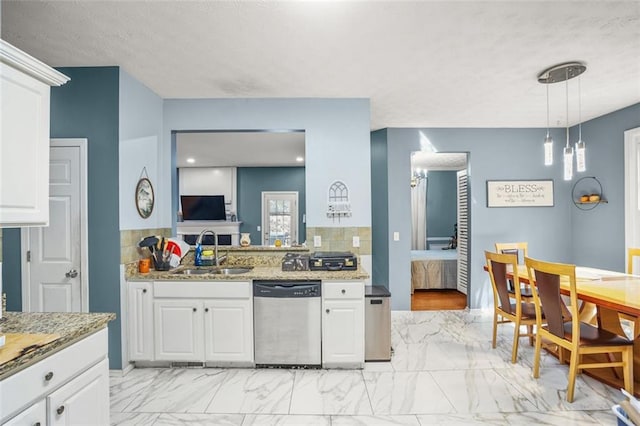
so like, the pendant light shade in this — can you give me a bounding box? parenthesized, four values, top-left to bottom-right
(537, 62, 587, 179)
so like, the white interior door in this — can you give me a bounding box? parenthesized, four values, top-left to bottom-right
(625, 127, 640, 271)
(261, 192, 298, 246)
(22, 139, 88, 312)
(456, 169, 469, 296)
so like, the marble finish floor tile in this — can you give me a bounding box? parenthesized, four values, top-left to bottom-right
(416, 410, 609, 425)
(110, 368, 164, 413)
(430, 369, 539, 414)
(111, 412, 160, 425)
(289, 370, 373, 415)
(363, 371, 455, 415)
(111, 310, 624, 423)
(206, 369, 295, 414)
(331, 415, 421, 425)
(122, 368, 228, 413)
(154, 413, 244, 425)
(241, 414, 331, 425)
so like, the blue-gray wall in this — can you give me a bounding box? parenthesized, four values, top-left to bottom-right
(570, 103, 640, 271)
(236, 167, 306, 245)
(426, 171, 457, 239)
(2, 228, 22, 311)
(381, 102, 640, 311)
(371, 129, 389, 287)
(384, 128, 573, 311)
(52, 67, 121, 368)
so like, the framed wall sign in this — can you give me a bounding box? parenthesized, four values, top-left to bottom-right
(136, 175, 155, 218)
(486, 180, 554, 207)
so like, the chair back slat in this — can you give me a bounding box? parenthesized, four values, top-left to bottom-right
(533, 269, 566, 338)
(489, 259, 515, 314)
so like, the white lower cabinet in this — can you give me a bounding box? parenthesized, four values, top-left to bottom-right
(154, 299, 204, 361)
(130, 280, 253, 365)
(204, 298, 253, 363)
(47, 359, 109, 426)
(128, 281, 153, 361)
(3, 399, 46, 426)
(322, 281, 365, 368)
(0, 328, 109, 426)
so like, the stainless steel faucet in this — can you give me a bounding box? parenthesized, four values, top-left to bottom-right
(196, 229, 221, 266)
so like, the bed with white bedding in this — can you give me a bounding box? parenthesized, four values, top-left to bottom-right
(411, 249, 458, 293)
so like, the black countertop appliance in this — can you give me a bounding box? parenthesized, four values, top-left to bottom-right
(309, 251, 357, 271)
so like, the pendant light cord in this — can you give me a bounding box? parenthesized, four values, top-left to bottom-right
(546, 84, 551, 134)
(565, 67, 569, 148)
(578, 75, 582, 141)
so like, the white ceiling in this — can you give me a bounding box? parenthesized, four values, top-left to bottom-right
(1, 1, 639, 132)
(411, 152, 467, 171)
(176, 131, 305, 167)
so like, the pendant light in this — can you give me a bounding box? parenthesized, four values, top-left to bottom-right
(563, 67, 574, 181)
(543, 84, 553, 165)
(537, 62, 586, 179)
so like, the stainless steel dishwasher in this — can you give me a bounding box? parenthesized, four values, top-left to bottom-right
(253, 280, 322, 367)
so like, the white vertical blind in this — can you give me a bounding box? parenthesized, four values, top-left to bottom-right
(457, 169, 469, 295)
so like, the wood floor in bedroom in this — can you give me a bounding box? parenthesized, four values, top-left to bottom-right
(411, 289, 467, 311)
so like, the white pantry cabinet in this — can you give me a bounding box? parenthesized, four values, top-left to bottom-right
(0, 328, 109, 425)
(0, 39, 69, 227)
(322, 280, 365, 368)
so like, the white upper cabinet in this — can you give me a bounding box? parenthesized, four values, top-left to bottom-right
(0, 39, 69, 227)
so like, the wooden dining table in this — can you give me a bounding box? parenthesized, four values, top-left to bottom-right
(488, 263, 640, 396)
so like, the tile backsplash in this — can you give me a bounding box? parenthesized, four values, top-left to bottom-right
(120, 228, 172, 264)
(305, 227, 371, 255)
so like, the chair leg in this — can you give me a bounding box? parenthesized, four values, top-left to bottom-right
(527, 324, 534, 346)
(567, 349, 579, 403)
(533, 334, 542, 378)
(511, 321, 520, 364)
(606, 352, 621, 379)
(622, 347, 635, 396)
(492, 311, 498, 349)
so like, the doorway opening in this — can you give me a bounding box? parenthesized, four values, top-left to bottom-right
(409, 152, 469, 311)
(261, 191, 298, 246)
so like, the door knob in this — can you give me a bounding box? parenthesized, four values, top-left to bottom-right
(65, 269, 78, 278)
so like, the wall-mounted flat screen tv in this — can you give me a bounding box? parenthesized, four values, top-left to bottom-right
(181, 195, 226, 221)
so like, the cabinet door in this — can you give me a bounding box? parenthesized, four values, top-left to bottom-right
(154, 300, 203, 361)
(0, 64, 50, 226)
(128, 282, 153, 361)
(322, 299, 365, 366)
(3, 398, 46, 426)
(203, 298, 253, 363)
(47, 358, 109, 426)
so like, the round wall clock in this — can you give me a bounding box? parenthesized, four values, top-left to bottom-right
(135, 177, 154, 218)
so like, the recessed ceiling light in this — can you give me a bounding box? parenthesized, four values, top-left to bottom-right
(296, 156, 304, 162)
(186, 158, 195, 164)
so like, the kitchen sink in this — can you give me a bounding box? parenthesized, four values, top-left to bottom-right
(172, 267, 253, 275)
(211, 267, 253, 275)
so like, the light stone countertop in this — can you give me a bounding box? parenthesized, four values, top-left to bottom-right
(128, 264, 369, 281)
(0, 312, 115, 380)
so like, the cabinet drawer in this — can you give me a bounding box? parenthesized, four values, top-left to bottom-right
(323, 281, 364, 299)
(2, 398, 46, 426)
(154, 281, 251, 298)
(0, 328, 108, 422)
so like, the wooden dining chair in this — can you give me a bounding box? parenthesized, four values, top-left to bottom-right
(495, 242, 529, 264)
(524, 256, 634, 403)
(495, 242, 533, 299)
(485, 251, 538, 363)
(622, 247, 640, 338)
